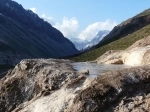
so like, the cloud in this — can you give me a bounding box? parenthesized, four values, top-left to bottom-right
(78, 20, 117, 41)
(52, 18, 117, 42)
(30, 7, 36, 13)
(53, 17, 79, 38)
(29, 7, 117, 42)
(41, 14, 55, 25)
(30, 8, 78, 38)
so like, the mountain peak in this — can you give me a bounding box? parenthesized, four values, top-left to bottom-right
(72, 30, 109, 50)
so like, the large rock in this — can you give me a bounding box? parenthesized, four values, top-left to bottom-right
(123, 45, 150, 66)
(0, 59, 88, 112)
(1, 59, 150, 112)
(96, 36, 150, 66)
(96, 50, 123, 64)
(67, 65, 150, 112)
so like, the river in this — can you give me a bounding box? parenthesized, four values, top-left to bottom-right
(72, 62, 131, 78)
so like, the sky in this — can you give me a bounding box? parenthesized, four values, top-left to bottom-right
(13, 0, 150, 41)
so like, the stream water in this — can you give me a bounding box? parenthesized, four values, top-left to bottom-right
(72, 62, 131, 78)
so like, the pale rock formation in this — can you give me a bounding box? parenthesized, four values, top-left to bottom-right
(96, 50, 123, 64)
(96, 36, 150, 66)
(123, 45, 150, 66)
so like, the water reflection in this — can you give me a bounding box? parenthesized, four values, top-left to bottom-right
(72, 62, 130, 78)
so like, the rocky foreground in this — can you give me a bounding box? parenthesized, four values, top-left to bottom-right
(0, 59, 150, 112)
(0, 59, 90, 112)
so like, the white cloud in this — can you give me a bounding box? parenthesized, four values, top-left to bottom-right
(51, 18, 117, 42)
(78, 20, 117, 41)
(41, 14, 55, 25)
(30, 7, 36, 13)
(28, 7, 117, 42)
(53, 17, 79, 38)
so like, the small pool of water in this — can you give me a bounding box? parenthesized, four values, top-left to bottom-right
(72, 62, 131, 78)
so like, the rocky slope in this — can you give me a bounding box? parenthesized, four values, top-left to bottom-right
(96, 8, 150, 48)
(96, 36, 150, 66)
(0, 59, 150, 112)
(0, 0, 78, 65)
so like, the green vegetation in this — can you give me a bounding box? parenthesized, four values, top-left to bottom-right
(72, 24, 150, 62)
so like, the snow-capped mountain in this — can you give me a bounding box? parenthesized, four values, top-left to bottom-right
(73, 30, 109, 50)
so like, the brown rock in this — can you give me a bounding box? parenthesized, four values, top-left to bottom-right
(67, 65, 150, 112)
(0, 59, 85, 112)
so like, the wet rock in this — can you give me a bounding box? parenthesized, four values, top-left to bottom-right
(79, 69, 89, 75)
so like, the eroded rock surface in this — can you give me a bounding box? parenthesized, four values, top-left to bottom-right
(67, 65, 150, 112)
(1, 59, 150, 112)
(0, 59, 88, 112)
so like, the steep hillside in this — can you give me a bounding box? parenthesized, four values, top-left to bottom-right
(72, 24, 150, 61)
(0, 0, 78, 65)
(95, 8, 150, 48)
(72, 8, 150, 61)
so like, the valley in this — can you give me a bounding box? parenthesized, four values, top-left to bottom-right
(0, 0, 150, 112)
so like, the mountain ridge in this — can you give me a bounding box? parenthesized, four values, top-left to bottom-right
(95, 12, 150, 49)
(0, 0, 79, 65)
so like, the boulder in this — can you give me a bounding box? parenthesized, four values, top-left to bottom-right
(79, 69, 89, 75)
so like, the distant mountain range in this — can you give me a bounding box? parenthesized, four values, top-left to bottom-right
(0, 0, 78, 65)
(72, 30, 109, 50)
